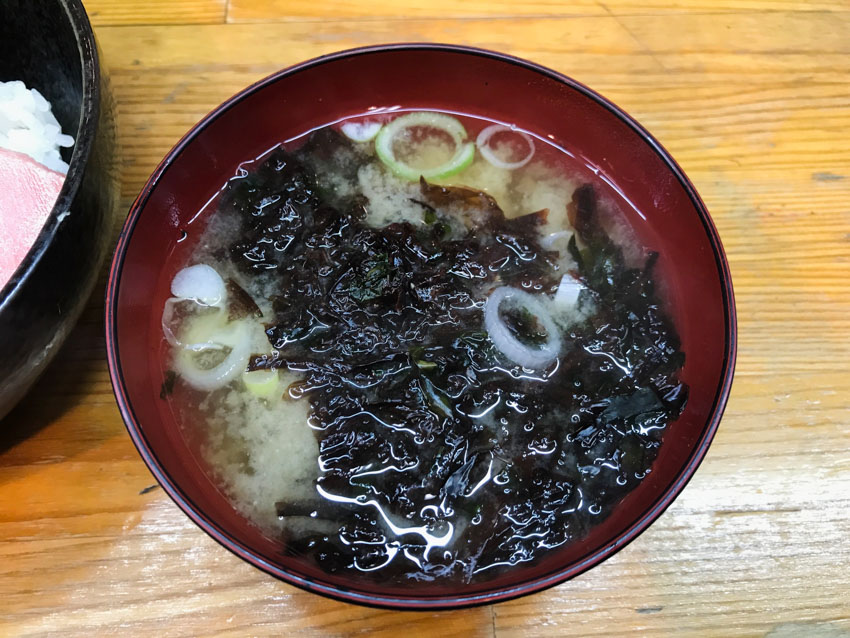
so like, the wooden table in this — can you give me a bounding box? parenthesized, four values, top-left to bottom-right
(2, 1, 848, 635)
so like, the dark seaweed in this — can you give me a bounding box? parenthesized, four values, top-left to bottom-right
(227, 278, 263, 321)
(213, 131, 687, 584)
(160, 370, 177, 400)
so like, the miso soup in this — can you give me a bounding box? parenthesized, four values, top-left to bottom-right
(158, 111, 688, 583)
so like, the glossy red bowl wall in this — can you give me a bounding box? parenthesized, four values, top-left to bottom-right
(106, 45, 736, 609)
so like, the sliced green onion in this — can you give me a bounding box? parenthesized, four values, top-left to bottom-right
(242, 368, 280, 398)
(341, 121, 383, 143)
(171, 264, 226, 308)
(553, 274, 584, 310)
(484, 286, 562, 370)
(175, 320, 253, 391)
(374, 112, 474, 181)
(476, 124, 535, 170)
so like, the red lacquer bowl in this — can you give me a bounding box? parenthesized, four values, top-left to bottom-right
(105, 44, 736, 609)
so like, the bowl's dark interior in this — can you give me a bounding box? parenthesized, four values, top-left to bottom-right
(0, 0, 117, 421)
(109, 46, 734, 608)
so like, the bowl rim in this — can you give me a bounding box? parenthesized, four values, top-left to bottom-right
(0, 0, 101, 307)
(105, 42, 737, 610)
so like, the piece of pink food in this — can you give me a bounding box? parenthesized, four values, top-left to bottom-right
(0, 147, 65, 290)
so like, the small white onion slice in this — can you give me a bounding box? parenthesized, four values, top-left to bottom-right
(175, 321, 253, 391)
(161, 297, 183, 348)
(170, 264, 226, 307)
(341, 121, 383, 143)
(484, 287, 562, 369)
(539, 230, 573, 250)
(161, 299, 229, 352)
(475, 124, 535, 170)
(554, 274, 584, 310)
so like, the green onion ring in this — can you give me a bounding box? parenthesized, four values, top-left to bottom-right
(375, 112, 475, 181)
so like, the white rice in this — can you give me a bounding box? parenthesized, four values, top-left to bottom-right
(0, 80, 74, 174)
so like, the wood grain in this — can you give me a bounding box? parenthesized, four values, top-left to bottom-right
(1, 2, 849, 636)
(226, 0, 847, 22)
(84, 0, 226, 26)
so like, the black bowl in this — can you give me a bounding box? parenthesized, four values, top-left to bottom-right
(0, 0, 118, 420)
